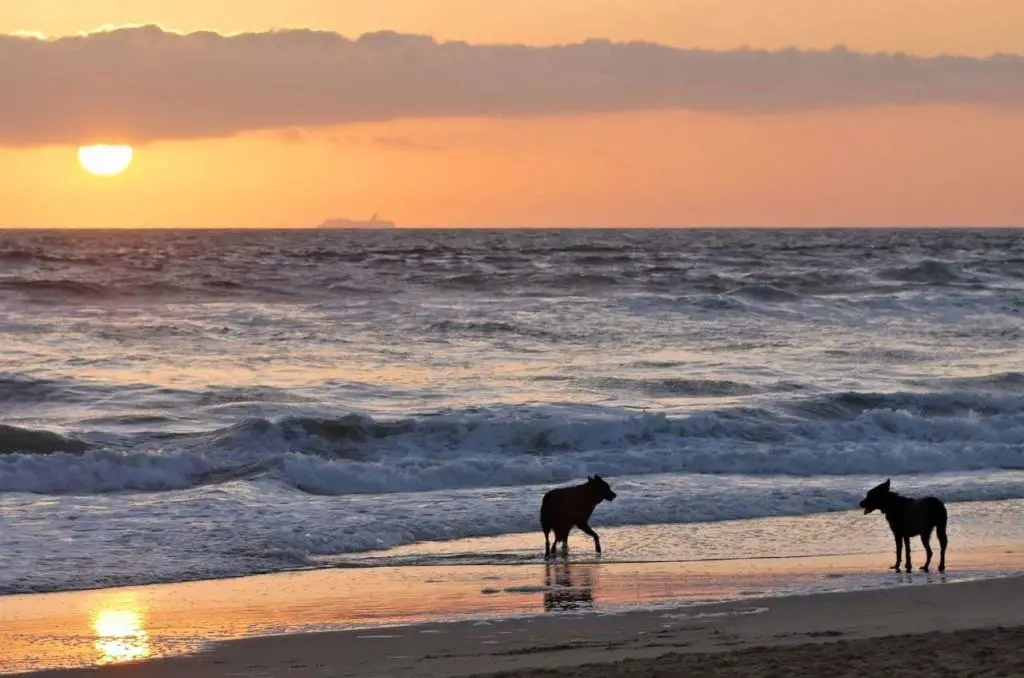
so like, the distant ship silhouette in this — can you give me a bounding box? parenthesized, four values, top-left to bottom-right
(316, 213, 396, 229)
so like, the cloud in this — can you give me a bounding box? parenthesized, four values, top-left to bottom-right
(2, 25, 1023, 146)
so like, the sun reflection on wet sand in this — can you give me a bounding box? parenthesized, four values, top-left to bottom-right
(92, 600, 150, 665)
(0, 534, 1020, 674)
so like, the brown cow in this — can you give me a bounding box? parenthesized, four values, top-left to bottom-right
(540, 475, 617, 558)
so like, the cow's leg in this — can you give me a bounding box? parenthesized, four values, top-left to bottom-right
(577, 522, 602, 554)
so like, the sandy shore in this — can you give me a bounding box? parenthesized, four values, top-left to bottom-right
(17, 571, 1024, 677)
(491, 626, 1024, 677)
(4, 544, 1022, 674)
(6, 506, 1023, 677)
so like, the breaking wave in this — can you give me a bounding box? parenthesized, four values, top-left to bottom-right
(2, 390, 1022, 495)
(0, 424, 89, 455)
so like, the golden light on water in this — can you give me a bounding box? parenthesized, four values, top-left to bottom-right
(92, 606, 150, 664)
(78, 145, 134, 176)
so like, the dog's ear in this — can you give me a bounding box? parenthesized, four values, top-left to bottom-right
(587, 475, 594, 481)
(883, 478, 891, 490)
(594, 474, 602, 481)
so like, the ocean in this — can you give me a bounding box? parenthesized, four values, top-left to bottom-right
(0, 227, 1022, 595)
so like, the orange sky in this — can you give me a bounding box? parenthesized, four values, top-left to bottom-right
(2, 1, 1023, 228)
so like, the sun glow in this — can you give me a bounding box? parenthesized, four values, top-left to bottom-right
(92, 606, 150, 664)
(78, 145, 134, 176)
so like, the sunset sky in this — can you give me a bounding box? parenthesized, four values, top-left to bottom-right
(2, 0, 1023, 228)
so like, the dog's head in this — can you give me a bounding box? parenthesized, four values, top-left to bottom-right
(859, 479, 892, 514)
(588, 475, 617, 502)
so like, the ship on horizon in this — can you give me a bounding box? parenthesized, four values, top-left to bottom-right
(316, 213, 396, 229)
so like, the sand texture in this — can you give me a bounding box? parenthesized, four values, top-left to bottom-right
(19, 574, 1024, 678)
(492, 627, 1024, 677)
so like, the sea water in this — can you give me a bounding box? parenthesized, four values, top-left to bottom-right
(0, 228, 1021, 594)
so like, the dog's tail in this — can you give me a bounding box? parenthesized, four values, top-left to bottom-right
(930, 498, 949, 547)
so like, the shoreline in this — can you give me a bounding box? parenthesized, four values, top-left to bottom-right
(6, 494, 1024, 603)
(0, 549, 955, 599)
(4, 543, 1022, 675)
(16, 573, 1024, 677)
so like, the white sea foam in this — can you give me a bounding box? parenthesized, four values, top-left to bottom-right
(2, 471, 1024, 595)
(1, 392, 1022, 495)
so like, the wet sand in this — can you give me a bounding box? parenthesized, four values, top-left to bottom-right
(6, 543, 1024, 677)
(17, 574, 1024, 677)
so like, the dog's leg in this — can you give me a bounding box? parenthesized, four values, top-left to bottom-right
(553, 526, 570, 558)
(920, 530, 933, 572)
(576, 522, 602, 554)
(544, 527, 552, 559)
(891, 534, 902, 570)
(903, 536, 912, 573)
(937, 525, 948, 573)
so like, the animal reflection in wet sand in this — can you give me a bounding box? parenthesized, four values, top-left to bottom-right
(543, 562, 596, 613)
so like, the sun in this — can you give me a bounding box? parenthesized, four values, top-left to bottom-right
(78, 145, 134, 177)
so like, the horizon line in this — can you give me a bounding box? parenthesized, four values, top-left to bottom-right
(2, 224, 1022, 231)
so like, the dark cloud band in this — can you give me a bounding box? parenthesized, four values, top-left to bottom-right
(2, 25, 1022, 145)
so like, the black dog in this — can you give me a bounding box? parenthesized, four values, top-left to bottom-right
(859, 479, 948, 573)
(540, 475, 617, 558)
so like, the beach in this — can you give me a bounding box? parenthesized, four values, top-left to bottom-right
(3, 509, 1022, 677)
(11, 564, 1024, 677)
(4, 0, 1024, 669)
(1, 229, 1021, 676)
